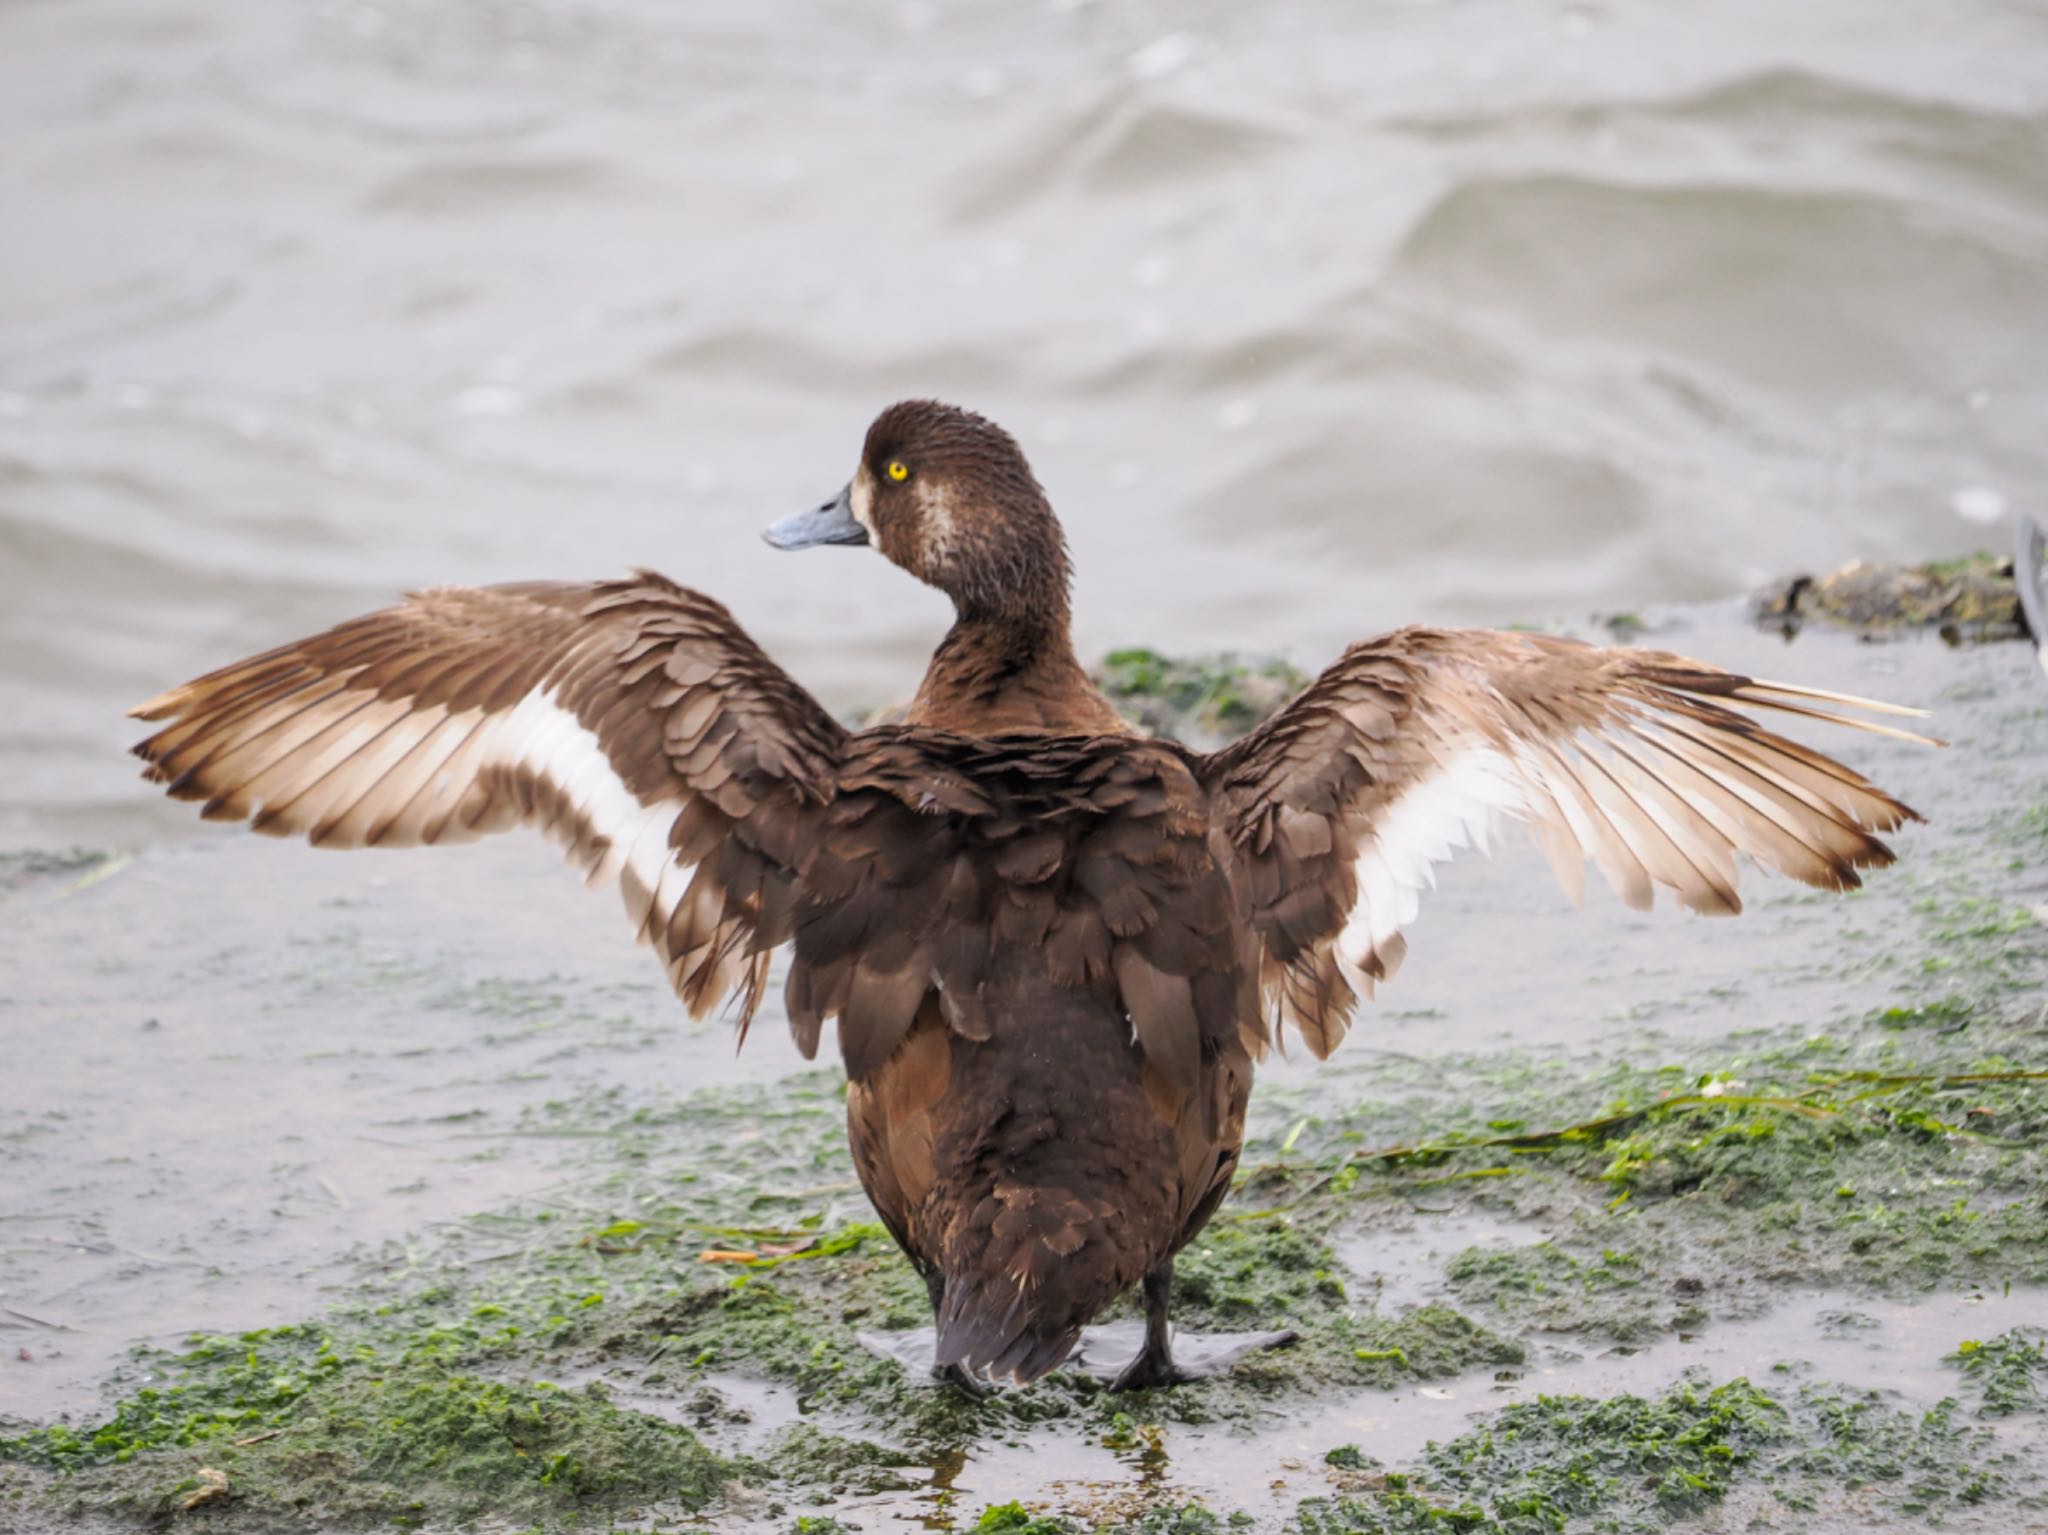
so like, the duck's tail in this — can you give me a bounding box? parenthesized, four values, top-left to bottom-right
(929, 1188, 1131, 1386)
(932, 1270, 1086, 1386)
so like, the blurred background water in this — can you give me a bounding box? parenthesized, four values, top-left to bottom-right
(3, 0, 2045, 851)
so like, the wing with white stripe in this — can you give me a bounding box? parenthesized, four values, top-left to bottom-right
(130, 572, 846, 1027)
(1202, 627, 1940, 1058)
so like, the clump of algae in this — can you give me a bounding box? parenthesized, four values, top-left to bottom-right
(1242, 1015, 2048, 1337)
(973, 1498, 1241, 1534)
(1947, 1329, 2048, 1419)
(1093, 649, 1309, 748)
(1753, 553, 2027, 642)
(2, 1341, 741, 1526)
(1302, 1374, 2025, 1535)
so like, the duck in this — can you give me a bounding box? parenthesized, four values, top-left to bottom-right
(131, 399, 1939, 1391)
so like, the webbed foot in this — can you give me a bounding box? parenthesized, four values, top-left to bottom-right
(1109, 1325, 1299, 1389)
(1081, 1259, 1298, 1390)
(1065, 1319, 1299, 1389)
(853, 1327, 993, 1397)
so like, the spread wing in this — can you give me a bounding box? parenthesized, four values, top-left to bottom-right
(129, 571, 846, 1027)
(1201, 627, 1940, 1057)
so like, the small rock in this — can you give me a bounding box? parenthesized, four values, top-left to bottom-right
(1753, 555, 2027, 643)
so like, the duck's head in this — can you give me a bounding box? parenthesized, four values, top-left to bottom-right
(765, 400, 1070, 623)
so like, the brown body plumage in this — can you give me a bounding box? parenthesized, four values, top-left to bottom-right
(131, 399, 1939, 1388)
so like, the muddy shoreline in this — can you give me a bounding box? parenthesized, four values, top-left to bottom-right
(3, 600, 2045, 1533)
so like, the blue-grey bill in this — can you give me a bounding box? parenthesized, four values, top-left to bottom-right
(762, 485, 867, 550)
(2015, 511, 2048, 680)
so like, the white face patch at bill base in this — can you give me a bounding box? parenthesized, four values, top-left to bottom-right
(849, 464, 880, 541)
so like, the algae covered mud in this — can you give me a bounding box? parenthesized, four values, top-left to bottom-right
(3, 607, 2045, 1533)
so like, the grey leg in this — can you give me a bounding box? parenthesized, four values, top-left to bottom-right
(1107, 1260, 1299, 1391)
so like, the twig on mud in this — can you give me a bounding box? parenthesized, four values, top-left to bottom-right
(0, 1306, 79, 1332)
(62, 853, 133, 897)
(25, 1235, 197, 1268)
(230, 1429, 284, 1448)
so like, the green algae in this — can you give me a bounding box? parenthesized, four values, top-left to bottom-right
(1093, 649, 1308, 746)
(0, 1078, 848, 1527)
(977, 1500, 1082, 1535)
(3, 1355, 741, 1527)
(1, 1058, 1530, 1529)
(971, 1499, 1236, 1535)
(500, 1087, 1527, 1432)
(597, 1199, 1517, 1429)
(764, 1423, 921, 1497)
(1113, 1224, 1521, 1398)
(1247, 1018, 2048, 1324)
(1440, 1246, 1663, 1342)
(1344, 1306, 1525, 1387)
(1771, 1385, 2019, 1518)
(1302, 1375, 1792, 1534)
(1304, 1374, 2032, 1535)
(1947, 1329, 2048, 1418)
(6, 1030, 2041, 1529)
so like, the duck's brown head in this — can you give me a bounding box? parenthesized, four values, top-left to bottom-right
(765, 400, 1071, 624)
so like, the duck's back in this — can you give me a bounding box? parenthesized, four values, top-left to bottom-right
(786, 730, 1263, 1383)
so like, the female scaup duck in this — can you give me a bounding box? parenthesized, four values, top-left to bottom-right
(132, 400, 1938, 1390)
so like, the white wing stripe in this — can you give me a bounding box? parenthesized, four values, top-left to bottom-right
(1333, 697, 1908, 987)
(1337, 745, 1526, 972)
(497, 687, 688, 937)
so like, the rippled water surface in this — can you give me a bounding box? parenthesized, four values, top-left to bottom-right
(3, 0, 2046, 848)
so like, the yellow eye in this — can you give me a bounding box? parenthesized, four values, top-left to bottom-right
(886, 459, 909, 482)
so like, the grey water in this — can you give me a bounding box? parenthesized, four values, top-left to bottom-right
(3, 0, 2046, 853)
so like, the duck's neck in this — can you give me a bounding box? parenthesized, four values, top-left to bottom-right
(907, 604, 1127, 737)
